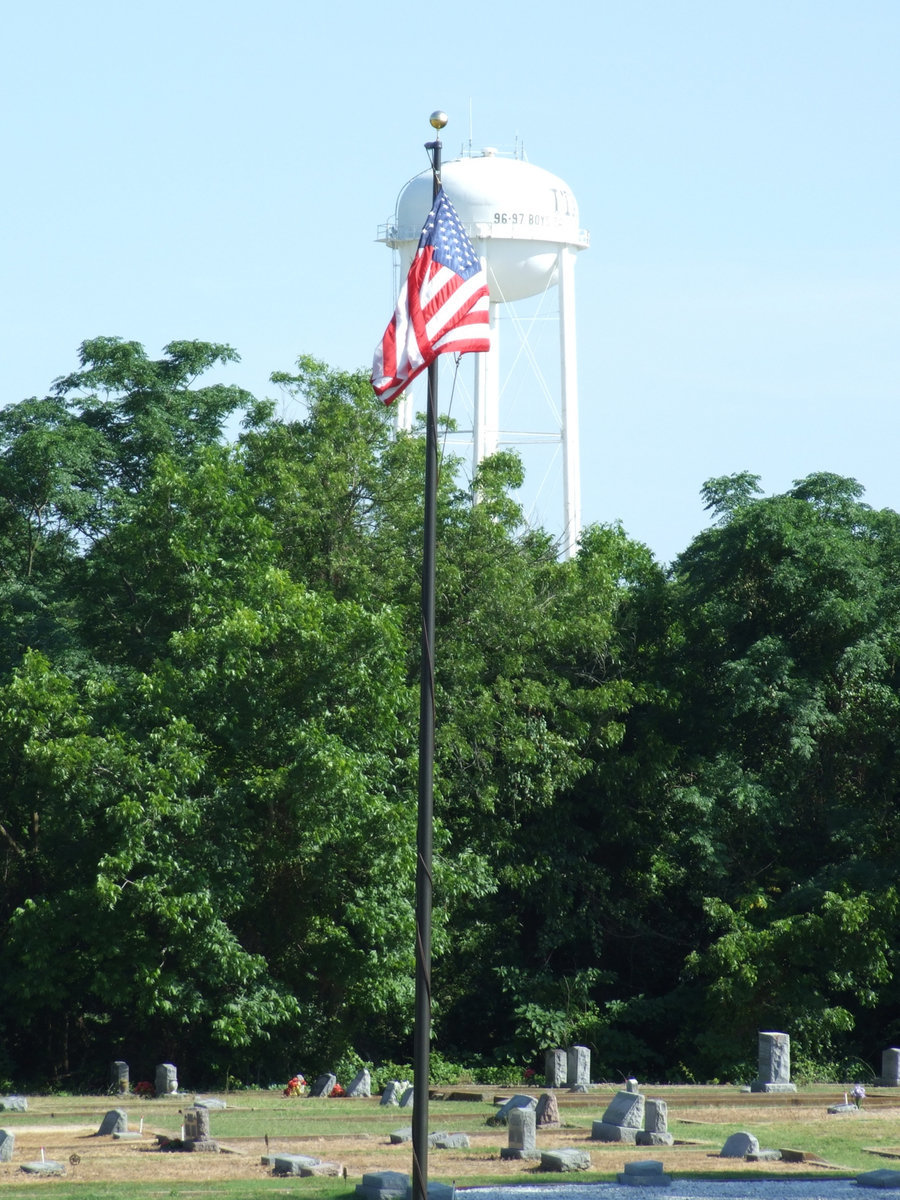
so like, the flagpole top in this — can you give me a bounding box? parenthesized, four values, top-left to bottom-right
(429, 110, 448, 131)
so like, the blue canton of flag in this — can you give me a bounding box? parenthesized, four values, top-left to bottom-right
(371, 188, 490, 405)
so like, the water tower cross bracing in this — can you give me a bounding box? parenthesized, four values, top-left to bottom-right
(377, 146, 589, 557)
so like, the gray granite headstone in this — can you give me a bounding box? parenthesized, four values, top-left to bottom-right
(111, 1061, 129, 1094)
(721, 1130, 760, 1157)
(300, 1161, 344, 1176)
(20, 1159, 65, 1175)
(637, 1098, 674, 1146)
(601, 1089, 645, 1128)
(544, 1048, 567, 1087)
(309, 1073, 336, 1097)
(882, 1048, 900, 1087)
(390, 1126, 413, 1144)
(97, 1108, 128, 1135)
(405, 1184, 455, 1200)
(750, 1031, 796, 1093)
(195, 1097, 227, 1109)
(355, 1169, 410, 1200)
(399, 1086, 414, 1108)
(566, 1044, 590, 1087)
(618, 1159, 672, 1187)
(380, 1081, 403, 1106)
(0, 1130, 14, 1162)
(858, 1169, 900, 1189)
(500, 1106, 538, 1159)
(539, 1148, 591, 1171)
(347, 1068, 372, 1097)
(430, 1132, 469, 1149)
(491, 1093, 537, 1125)
(644, 1098, 668, 1132)
(0, 1096, 27, 1112)
(155, 1063, 178, 1095)
(184, 1106, 211, 1141)
(273, 1154, 322, 1175)
(591, 1088, 645, 1143)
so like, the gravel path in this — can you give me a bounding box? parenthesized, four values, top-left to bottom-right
(463, 1181, 883, 1200)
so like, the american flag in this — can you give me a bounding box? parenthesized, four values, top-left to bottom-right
(371, 188, 490, 406)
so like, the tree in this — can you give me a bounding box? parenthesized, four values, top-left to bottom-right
(660, 472, 900, 1073)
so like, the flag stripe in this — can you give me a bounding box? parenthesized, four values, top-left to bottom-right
(372, 189, 490, 405)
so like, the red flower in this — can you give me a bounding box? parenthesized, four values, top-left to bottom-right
(331, 1083, 345, 1097)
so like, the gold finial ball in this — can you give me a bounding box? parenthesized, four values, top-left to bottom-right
(429, 110, 448, 130)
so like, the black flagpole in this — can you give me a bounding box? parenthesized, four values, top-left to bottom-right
(411, 108, 446, 1200)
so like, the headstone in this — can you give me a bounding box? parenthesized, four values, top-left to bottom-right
(490, 1093, 537, 1125)
(566, 1044, 590, 1088)
(405, 1184, 455, 1200)
(355, 1169, 410, 1200)
(273, 1153, 322, 1175)
(617, 1159, 672, 1187)
(184, 1104, 219, 1151)
(155, 1063, 178, 1095)
(0, 1096, 27, 1112)
(399, 1086, 414, 1108)
(183, 1106, 211, 1142)
(539, 1148, 591, 1172)
(380, 1081, 403, 1106)
(535, 1091, 560, 1127)
(882, 1048, 900, 1087)
(500, 1106, 538, 1159)
(430, 1132, 469, 1149)
(97, 1108, 128, 1136)
(603, 1090, 645, 1125)
(626, 1077, 639, 1092)
(347, 1068, 372, 1097)
(0, 1130, 14, 1162)
(720, 1131, 760, 1157)
(20, 1160, 65, 1175)
(858, 1169, 900, 1189)
(309, 1073, 336, 1097)
(111, 1061, 129, 1094)
(195, 1097, 227, 1109)
(390, 1127, 413, 1144)
(544, 1048, 567, 1087)
(300, 1161, 344, 1176)
(591, 1089, 645, 1142)
(750, 1031, 796, 1093)
(637, 1098, 674, 1147)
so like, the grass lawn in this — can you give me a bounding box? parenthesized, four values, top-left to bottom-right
(1, 1084, 898, 1199)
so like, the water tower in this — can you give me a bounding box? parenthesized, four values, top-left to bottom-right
(377, 146, 589, 556)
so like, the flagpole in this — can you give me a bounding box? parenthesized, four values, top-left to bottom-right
(411, 108, 446, 1200)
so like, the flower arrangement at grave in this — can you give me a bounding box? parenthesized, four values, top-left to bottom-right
(283, 1074, 307, 1097)
(852, 1083, 866, 1107)
(133, 1081, 155, 1098)
(331, 1082, 345, 1097)
(523, 1067, 536, 1082)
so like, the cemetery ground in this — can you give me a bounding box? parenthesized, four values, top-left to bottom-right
(2, 1086, 900, 1198)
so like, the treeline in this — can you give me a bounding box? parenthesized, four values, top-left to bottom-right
(1, 338, 899, 1091)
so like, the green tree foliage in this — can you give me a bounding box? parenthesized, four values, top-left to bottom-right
(6, 340, 900, 1089)
(663, 472, 900, 1073)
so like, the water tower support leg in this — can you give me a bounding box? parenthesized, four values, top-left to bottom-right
(558, 246, 581, 557)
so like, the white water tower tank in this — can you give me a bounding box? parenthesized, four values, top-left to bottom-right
(390, 148, 587, 300)
(378, 147, 589, 556)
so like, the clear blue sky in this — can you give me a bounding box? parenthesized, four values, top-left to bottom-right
(2, 0, 897, 565)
